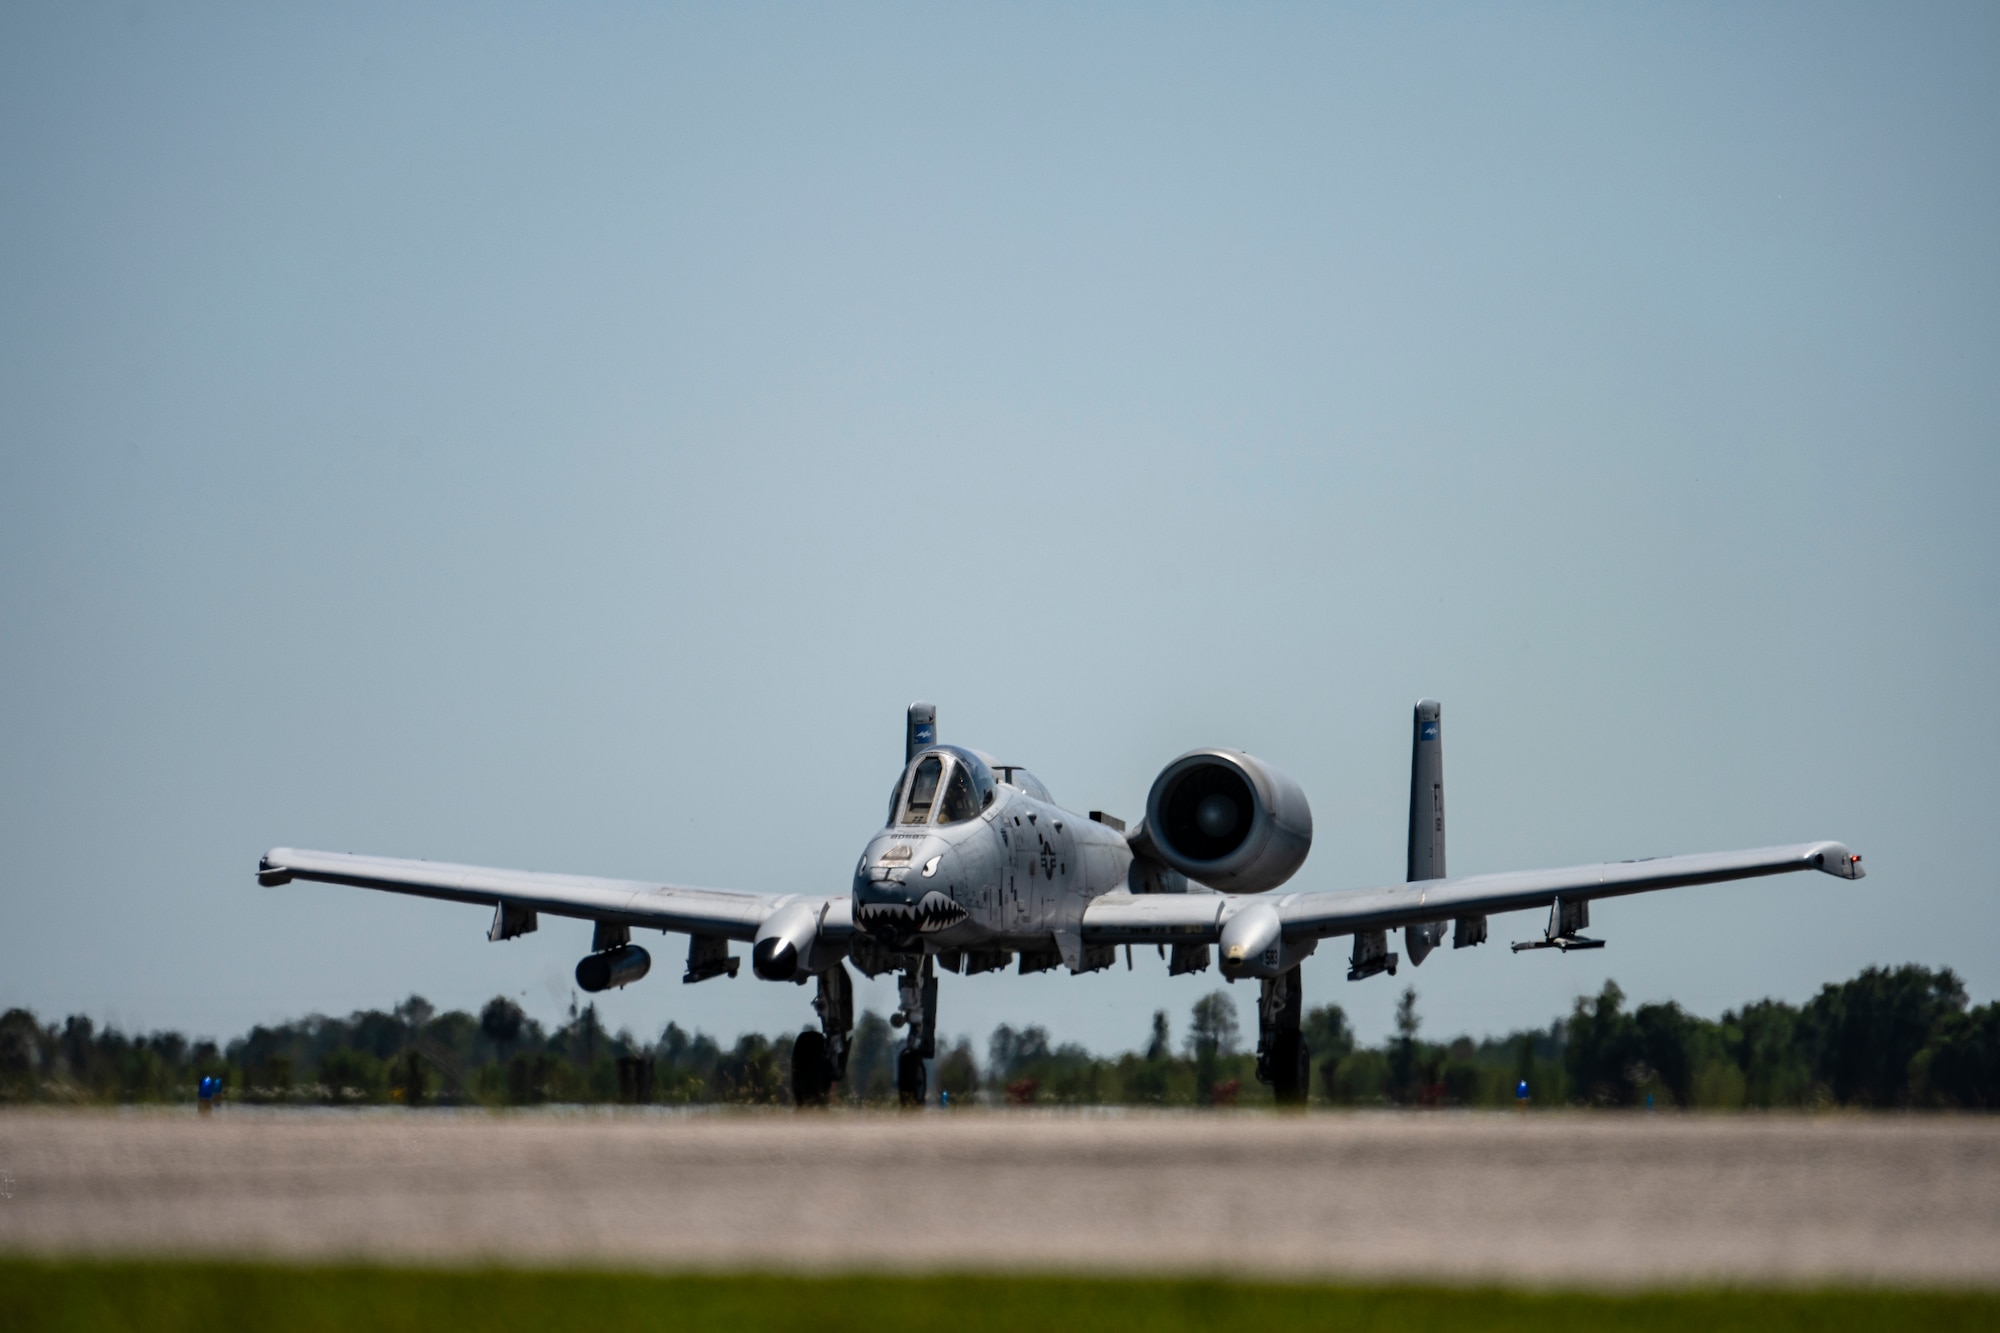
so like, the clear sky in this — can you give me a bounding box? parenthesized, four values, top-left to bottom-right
(3, 4, 1995, 1057)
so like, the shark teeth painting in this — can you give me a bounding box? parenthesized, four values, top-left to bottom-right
(912, 890, 969, 932)
(857, 890, 969, 936)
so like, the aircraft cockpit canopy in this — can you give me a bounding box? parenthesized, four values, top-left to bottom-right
(889, 746, 995, 827)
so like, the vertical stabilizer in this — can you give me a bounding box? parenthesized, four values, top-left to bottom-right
(906, 702, 937, 763)
(1404, 699, 1448, 966)
(1407, 699, 1445, 881)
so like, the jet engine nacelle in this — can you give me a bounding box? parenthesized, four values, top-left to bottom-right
(1142, 750, 1312, 894)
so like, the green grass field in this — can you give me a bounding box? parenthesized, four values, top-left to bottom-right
(5, 1260, 1995, 1333)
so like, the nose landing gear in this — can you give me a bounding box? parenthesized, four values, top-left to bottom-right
(893, 956, 938, 1106)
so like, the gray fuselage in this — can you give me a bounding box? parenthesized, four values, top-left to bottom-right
(852, 746, 1133, 957)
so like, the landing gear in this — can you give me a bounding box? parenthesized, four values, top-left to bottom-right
(896, 1049, 928, 1106)
(892, 956, 937, 1107)
(791, 1030, 830, 1106)
(1267, 1029, 1309, 1105)
(792, 962, 853, 1107)
(1256, 964, 1310, 1107)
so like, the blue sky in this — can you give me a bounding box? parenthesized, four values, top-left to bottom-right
(2, 4, 1995, 1055)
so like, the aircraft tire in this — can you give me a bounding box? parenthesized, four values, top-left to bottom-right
(1271, 1031, 1310, 1107)
(896, 1049, 927, 1107)
(791, 1030, 831, 1107)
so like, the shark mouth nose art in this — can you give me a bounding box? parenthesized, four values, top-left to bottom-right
(858, 890, 968, 935)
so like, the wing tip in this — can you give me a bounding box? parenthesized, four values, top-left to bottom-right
(1814, 843, 1866, 880)
(256, 850, 294, 887)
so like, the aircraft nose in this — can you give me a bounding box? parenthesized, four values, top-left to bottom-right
(856, 836, 947, 893)
(853, 842, 967, 937)
(854, 879, 918, 935)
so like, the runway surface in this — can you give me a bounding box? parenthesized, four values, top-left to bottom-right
(2, 1109, 1996, 1287)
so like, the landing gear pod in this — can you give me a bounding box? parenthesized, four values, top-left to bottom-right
(1219, 902, 1283, 978)
(1143, 750, 1313, 893)
(576, 944, 652, 993)
(753, 901, 821, 981)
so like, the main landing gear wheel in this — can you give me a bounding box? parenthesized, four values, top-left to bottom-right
(1258, 963, 1309, 1107)
(896, 1049, 927, 1107)
(791, 1030, 832, 1107)
(1270, 1030, 1310, 1107)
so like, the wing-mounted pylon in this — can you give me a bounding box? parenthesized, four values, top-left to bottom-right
(1510, 895, 1605, 952)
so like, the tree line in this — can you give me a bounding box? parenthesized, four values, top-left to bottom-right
(2, 963, 1995, 1109)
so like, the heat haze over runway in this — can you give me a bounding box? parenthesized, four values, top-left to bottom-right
(2, 1110, 1995, 1288)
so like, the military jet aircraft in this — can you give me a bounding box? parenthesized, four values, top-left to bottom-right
(257, 700, 1865, 1105)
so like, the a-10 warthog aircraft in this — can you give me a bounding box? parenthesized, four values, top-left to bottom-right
(258, 701, 1865, 1106)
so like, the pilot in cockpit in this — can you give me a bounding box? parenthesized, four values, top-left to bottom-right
(891, 748, 994, 827)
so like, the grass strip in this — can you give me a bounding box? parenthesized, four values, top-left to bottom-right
(4, 1258, 1994, 1332)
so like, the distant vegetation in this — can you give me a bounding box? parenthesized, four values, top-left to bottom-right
(2, 963, 1995, 1109)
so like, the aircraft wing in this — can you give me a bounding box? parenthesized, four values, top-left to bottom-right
(1271, 840, 1862, 940)
(1079, 891, 1229, 943)
(256, 846, 840, 943)
(1082, 841, 1863, 945)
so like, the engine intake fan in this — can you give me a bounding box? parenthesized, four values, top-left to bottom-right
(1142, 750, 1313, 894)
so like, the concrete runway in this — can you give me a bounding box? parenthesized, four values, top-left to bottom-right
(2, 1108, 1996, 1288)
